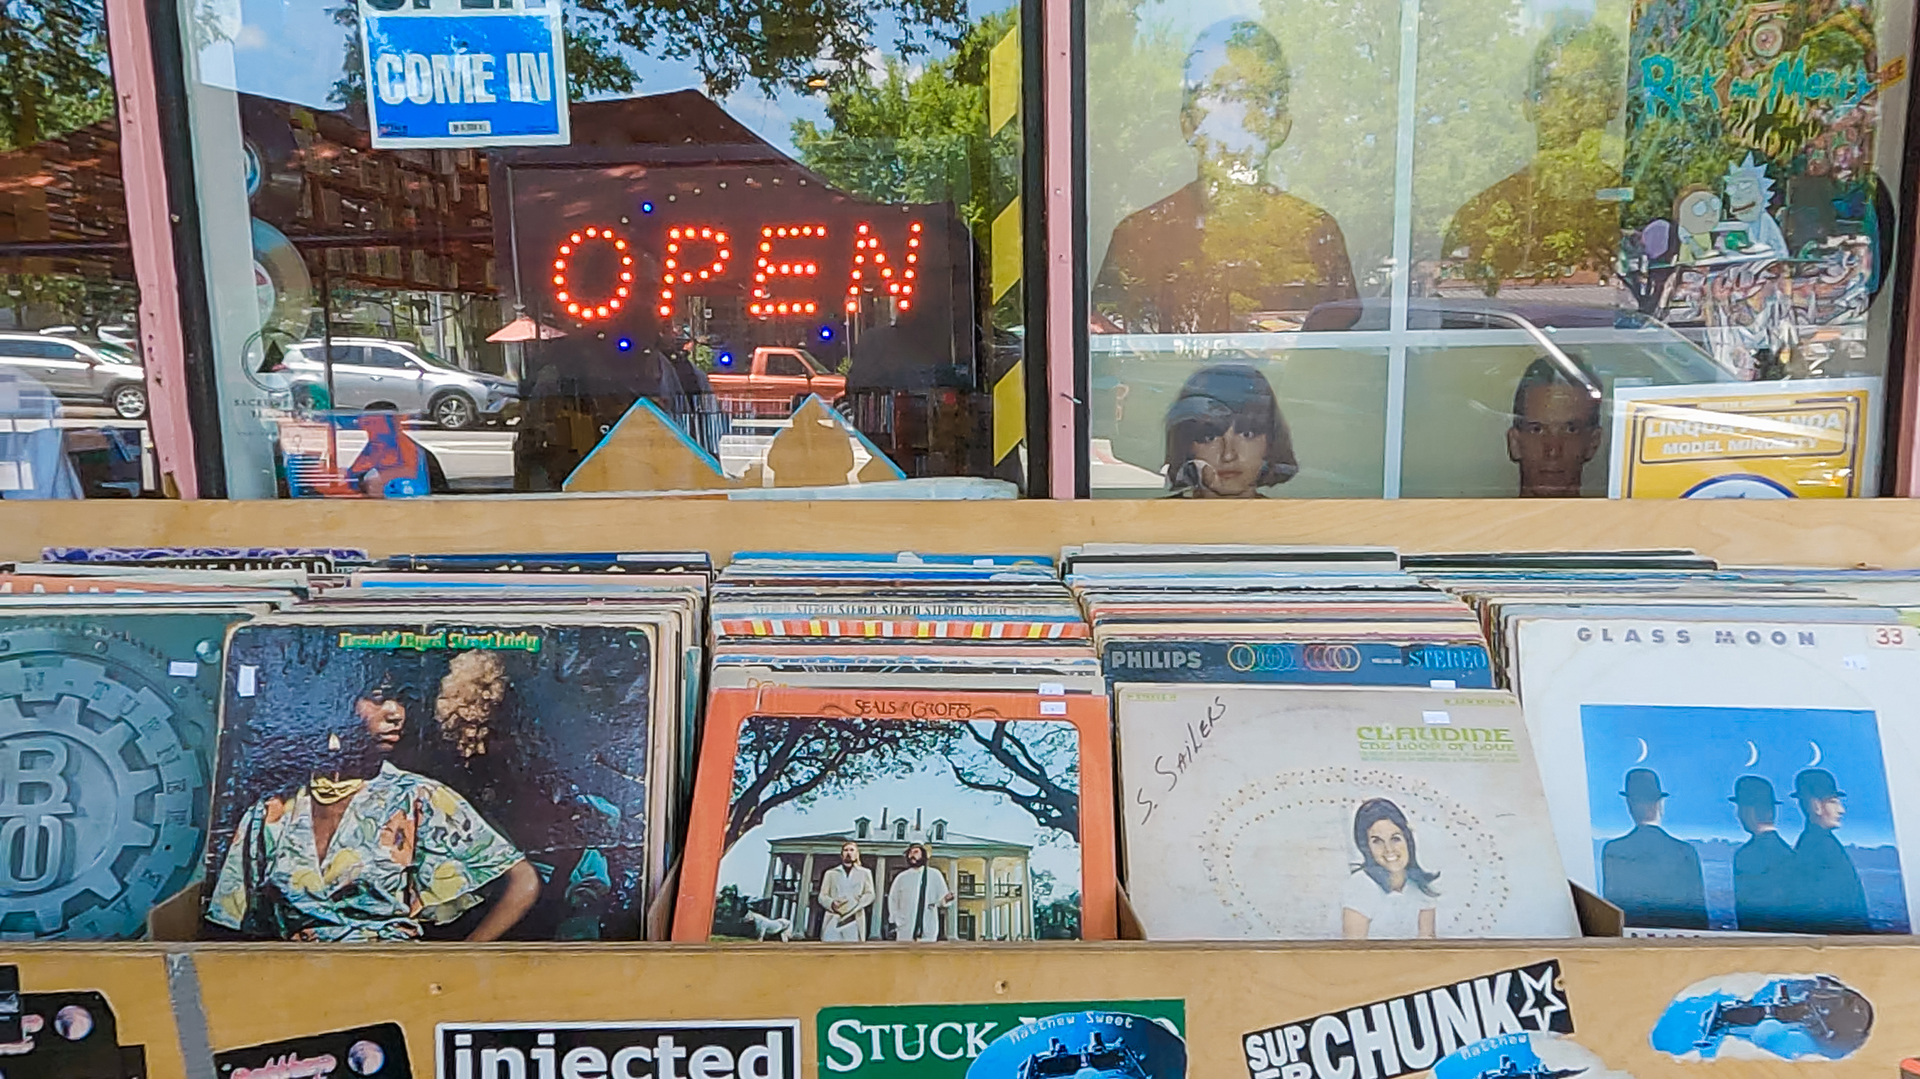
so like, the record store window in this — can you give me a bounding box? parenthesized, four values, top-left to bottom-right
(172, 0, 1029, 498)
(1087, 0, 1909, 500)
(0, 1, 160, 499)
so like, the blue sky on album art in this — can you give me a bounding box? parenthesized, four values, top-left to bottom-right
(1580, 705, 1896, 848)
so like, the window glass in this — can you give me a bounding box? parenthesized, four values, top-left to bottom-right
(1087, 0, 1908, 500)
(763, 353, 810, 379)
(0, 0, 159, 498)
(176, 0, 1031, 498)
(362, 347, 414, 370)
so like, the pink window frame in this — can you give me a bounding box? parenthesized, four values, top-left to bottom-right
(106, 0, 199, 498)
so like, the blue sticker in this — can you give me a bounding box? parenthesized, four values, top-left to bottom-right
(1650, 974, 1872, 1061)
(1435, 1033, 1633, 1079)
(358, 0, 569, 148)
(967, 1011, 1185, 1079)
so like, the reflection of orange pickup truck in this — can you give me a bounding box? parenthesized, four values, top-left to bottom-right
(708, 347, 846, 417)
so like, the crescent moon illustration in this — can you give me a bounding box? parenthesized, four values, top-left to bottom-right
(1634, 738, 1649, 764)
(1744, 740, 1759, 768)
(1809, 741, 1823, 767)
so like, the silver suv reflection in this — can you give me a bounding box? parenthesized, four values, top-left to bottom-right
(277, 337, 518, 430)
(0, 333, 149, 418)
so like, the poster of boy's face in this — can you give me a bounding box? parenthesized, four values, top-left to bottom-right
(1580, 704, 1908, 933)
(713, 717, 1082, 943)
(205, 622, 657, 941)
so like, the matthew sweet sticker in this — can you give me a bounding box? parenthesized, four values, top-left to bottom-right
(1242, 960, 1572, 1079)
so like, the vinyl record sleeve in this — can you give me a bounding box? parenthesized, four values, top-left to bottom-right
(1116, 685, 1579, 941)
(674, 685, 1117, 942)
(0, 608, 252, 939)
(1513, 617, 1920, 935)
(206, 617, 660, 942)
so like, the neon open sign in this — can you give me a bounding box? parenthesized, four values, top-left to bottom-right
(550, 218, 925, 324)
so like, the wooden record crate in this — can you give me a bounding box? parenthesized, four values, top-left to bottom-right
(5, 497, 1920, 1078)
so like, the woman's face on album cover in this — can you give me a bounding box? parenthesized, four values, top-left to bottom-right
(355, 692, 407, 753)
(1366, 818, 1409, 874)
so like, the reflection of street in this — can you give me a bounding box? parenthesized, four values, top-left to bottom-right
(48, 408, 156, 496)
(298, 413, 878, 493)
(311, 426, 518, 492)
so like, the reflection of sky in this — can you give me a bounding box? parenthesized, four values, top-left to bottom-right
(219, 0, 1009, 157)
(717, 731, 1081, 900)
(1580, 705, 1897, 847)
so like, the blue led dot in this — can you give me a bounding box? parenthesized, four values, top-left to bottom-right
(818, 326, 834, 341)
(617, 338, 632, 351)
(641, 201, 654, 213)
(717, 352, 733, 366)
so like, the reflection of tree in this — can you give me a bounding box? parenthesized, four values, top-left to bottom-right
(947, 720, 1079, 839)
(791, 10, 1014, 243)
(725, 717, 949, 851)
(0, 0, 114, 150)
(573, 0, 966, 100)
(1439, 23, 1627, 294)
(0, 273, 138, 333)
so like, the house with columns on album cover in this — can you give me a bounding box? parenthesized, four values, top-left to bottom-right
(761, 808, 1035, 941)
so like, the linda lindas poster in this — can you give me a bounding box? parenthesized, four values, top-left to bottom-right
(1115, 686, 1578, 941)
(1514, 617, 1920, 934)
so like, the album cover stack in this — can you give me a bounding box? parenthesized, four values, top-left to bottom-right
(675, 551, 1117, 943)
(1069, 545, 1578, 942)
(1419, 551, 1920, 938)
(0, 547, 712, 943)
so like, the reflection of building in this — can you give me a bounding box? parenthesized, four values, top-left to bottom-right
(0, 116, 136, 328)
(760, 809, 1033, 941)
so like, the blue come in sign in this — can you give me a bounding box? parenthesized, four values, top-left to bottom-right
(358, 0, 570, 148)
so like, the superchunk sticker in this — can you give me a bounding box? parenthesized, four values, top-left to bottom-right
(1242, 960, 1573, 1079)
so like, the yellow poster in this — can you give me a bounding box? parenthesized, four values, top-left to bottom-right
(1608, 377, 1880, 498)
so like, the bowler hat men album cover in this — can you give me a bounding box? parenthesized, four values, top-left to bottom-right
(1115, 685, 1579, 940)
(674, 686, 1118, 941)
(203, 617, 663, 942)
(1513, 617, 1920, 934)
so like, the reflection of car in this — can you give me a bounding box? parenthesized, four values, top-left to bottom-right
(0, 333, 150, 419)
(707, 346, 846, 417)
(1019, 1033, 1150, 1079)
(273, 337, 519, 429)
(1695, 976, 1873, 1055)
(1301, 298, 1741, 386)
